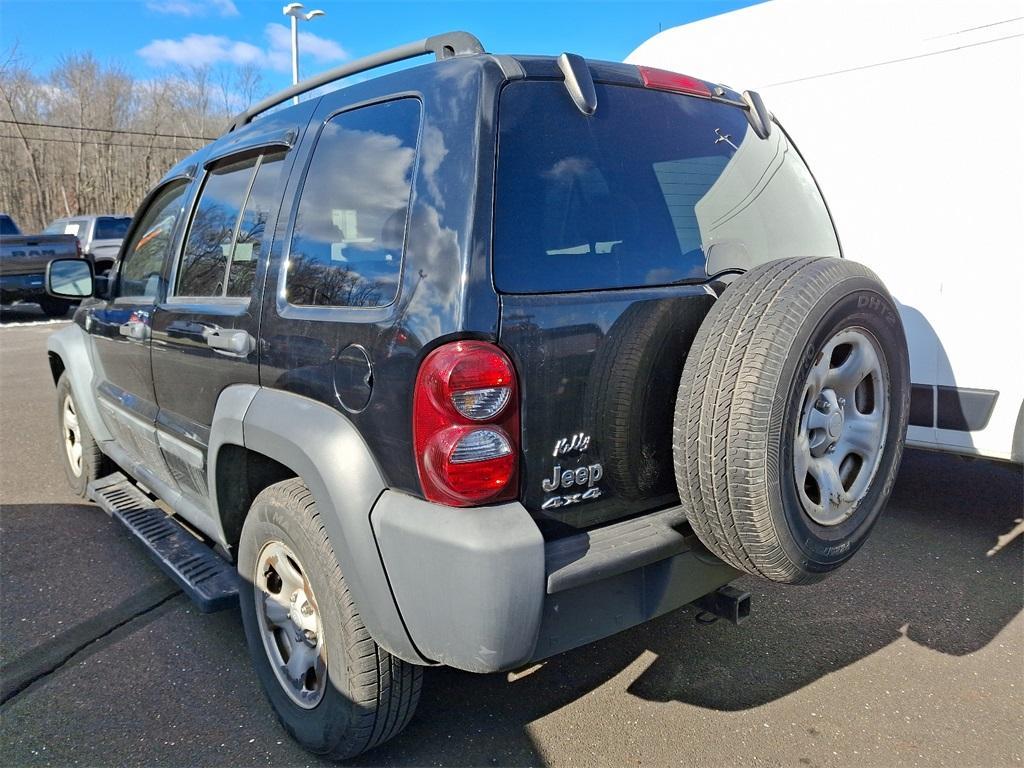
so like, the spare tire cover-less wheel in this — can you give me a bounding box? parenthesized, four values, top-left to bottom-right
(674, 257, 910, 584)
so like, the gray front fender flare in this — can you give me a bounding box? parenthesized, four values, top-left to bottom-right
(46, 323, 112, 443)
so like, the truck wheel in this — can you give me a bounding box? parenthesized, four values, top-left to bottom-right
(238, 478, 422, 760)
(56, 372, 112, 496)
(674, 257, 910, 584)
(39, 298, 71, 318)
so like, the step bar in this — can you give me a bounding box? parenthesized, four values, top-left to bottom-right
(88, 473, 238, 612)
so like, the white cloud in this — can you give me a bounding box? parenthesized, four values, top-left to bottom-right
(264, 23, 348, 72)
(138, 24, 346, 73)
(138, 34, 263, 68)
(146, 0, 239, 17)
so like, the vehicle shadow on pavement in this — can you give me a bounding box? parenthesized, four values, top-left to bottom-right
(624, 449, 1022, 710)
(356, 449, 1022, 765)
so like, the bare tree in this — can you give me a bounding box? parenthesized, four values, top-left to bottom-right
(0, 45, 267, 231)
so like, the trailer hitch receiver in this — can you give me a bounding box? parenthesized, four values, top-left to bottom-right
(692, 585, 751, 626)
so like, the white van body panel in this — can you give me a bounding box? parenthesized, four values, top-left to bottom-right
(627, 0, 1024, 462)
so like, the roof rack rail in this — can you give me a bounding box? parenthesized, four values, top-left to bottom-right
(227, 30, 485, 132)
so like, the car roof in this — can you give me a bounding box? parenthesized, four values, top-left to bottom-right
(156, 47, 745, 189)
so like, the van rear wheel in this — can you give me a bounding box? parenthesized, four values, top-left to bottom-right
(674, 257, 910, 584)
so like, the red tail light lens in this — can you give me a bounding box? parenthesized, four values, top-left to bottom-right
(413, 341, 519, 506)
(638, 66, 712, 98)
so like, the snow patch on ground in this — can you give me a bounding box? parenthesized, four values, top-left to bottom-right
(0, 318, 71, 328)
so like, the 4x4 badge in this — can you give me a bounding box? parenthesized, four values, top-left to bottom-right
(541, 487, 601, 510)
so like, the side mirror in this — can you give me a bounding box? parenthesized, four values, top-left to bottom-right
(46, 258, 95, 299)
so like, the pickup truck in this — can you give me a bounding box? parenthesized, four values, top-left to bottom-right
(43, 214, 131, 276)
(1, 213, 83, 316)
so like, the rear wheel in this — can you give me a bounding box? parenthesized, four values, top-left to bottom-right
(39, 298, 71, 318)
(674, 257, 910, 583)
(238, 478, 422, 760)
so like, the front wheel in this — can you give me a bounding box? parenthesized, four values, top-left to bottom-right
(238, 478, 422, 760)
(674, 257, 910, 584)
(56, 372, 112, 496)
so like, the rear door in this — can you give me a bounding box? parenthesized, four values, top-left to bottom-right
(494, 79, 841, 535)
(149, 122, 304, 521)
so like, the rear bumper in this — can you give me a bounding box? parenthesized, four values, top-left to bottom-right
(370, 492, 738, 672)
(0, 272, 46, 302)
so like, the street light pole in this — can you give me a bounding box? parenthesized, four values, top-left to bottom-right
(282, 3, 326, 105)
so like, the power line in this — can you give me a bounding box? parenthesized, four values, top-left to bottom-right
(0, 118, 218, 142)
(0, 133, 202, 152)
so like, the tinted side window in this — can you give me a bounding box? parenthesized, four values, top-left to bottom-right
(118, 182, 188, 299)
(176, 157, 257, 297)
(227, 152, 285, 298)
(287, 98, 420, 308)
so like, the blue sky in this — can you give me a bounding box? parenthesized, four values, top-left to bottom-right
(1, 0, 762, 92)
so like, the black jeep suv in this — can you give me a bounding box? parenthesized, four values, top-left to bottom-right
(45, 32, 910, 760)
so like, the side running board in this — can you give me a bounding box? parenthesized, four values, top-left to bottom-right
(88, 473, 238, 612)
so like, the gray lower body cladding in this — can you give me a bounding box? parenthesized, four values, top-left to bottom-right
(371, 490, 738, 673)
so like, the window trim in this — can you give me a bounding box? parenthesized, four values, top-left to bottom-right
(113, 177, 192, 304)
(203, 124, 299, 170)
(276, 92, 423, 322)
(168, 155, 262, 302)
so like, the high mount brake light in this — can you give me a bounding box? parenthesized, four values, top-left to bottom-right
(638, 66, 712, 98)
(413, 341, 519, 506)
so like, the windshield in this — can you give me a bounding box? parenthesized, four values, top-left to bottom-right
(494, 81, 840, 293)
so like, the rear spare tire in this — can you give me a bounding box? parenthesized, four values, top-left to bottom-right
(674, 257, 910, 584)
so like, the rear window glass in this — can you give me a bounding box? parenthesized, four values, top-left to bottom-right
(494, 81, 840, 293)
(227, 152, 286, 297)
(0, 216, 17, 236)
(286, 98, 420, 308)
(177, 157, 258, 297)
(95, 216, 131, 240)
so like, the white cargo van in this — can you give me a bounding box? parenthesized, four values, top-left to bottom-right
(628, 0, 1023, 462)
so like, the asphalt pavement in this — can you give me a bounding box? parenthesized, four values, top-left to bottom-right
(1, 317, 1021, 767)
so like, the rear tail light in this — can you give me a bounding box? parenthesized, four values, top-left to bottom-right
(638, 66, 712, 98)
(413, 341, 519, 506)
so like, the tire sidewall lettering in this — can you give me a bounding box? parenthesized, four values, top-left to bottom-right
(771, 281, 909, 572)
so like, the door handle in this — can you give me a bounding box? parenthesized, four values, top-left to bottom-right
(202, 327, 253, 356)
(118, 312, 150, 341)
